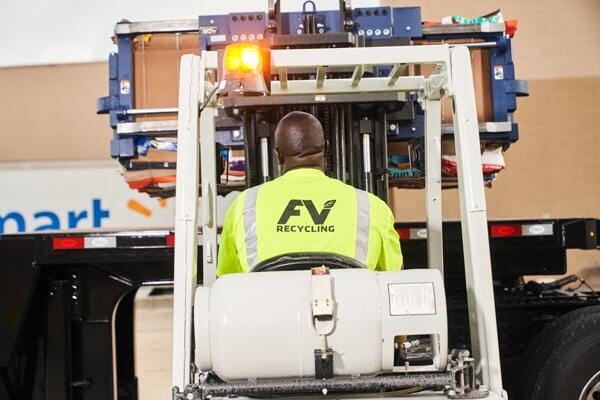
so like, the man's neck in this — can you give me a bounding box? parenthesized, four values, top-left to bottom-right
(282, 165, 323, 174)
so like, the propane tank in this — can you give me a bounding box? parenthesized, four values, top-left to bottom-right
(194, 268, 447, 380)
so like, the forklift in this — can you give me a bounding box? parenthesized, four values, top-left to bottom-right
(170, 7, 505, 399)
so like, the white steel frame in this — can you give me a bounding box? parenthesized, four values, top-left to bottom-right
(171, 52, 218, 390)
(172, 44, 504, 398)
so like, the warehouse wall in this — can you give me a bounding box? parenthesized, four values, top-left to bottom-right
(2, 0, 599, 159)
(385, 0, 600, 220)
(384, 0, 600, 81)
(0, 63, 111, 160)
(383, 0, 600, 283)
(0, 0, 598, 275)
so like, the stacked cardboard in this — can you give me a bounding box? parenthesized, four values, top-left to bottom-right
(411, 38, 493, 124)
(133, 33, 199, 120)
(388, 34, 504, 189)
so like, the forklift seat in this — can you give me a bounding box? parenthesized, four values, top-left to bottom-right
(251, 252, 365, 272)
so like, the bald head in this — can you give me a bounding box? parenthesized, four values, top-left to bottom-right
(274, 111, 325, 173)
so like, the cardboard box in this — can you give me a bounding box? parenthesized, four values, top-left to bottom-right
(132, 33, 199, 121)
(132, 148, 178, 164)
(412, 39, 492, 124)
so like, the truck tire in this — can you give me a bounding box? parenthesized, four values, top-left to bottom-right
(515, 305, 600, 400)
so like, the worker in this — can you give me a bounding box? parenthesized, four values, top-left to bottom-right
(217, 111, 402, 276)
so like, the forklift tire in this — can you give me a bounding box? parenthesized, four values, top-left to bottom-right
(515, 305, 600, 400)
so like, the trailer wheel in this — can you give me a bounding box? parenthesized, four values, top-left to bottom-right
(515, 305, 600, 400)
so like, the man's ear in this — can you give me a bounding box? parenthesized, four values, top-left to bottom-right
(317, 150, 326, 169)
(275, 148, 284, 166)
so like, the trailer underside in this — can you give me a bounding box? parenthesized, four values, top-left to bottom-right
(1, 218, 598, 400)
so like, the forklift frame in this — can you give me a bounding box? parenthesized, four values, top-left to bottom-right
(171, 43, 503, 397)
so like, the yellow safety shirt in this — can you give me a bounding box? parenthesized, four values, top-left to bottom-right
(217, 168, 402, 276)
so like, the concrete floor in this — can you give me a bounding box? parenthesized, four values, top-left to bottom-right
(135, 294, 173, 400)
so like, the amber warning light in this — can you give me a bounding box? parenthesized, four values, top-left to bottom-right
(224, 43, 262, 73)
(219, 44, 268, 96)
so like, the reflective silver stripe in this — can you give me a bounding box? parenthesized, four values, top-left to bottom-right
(354, 189, 370, 265)
(243, 186, 260, 269)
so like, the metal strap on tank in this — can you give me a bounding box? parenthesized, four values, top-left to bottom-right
(243, 186, 260, 269)
(354, 189, 370, 265)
